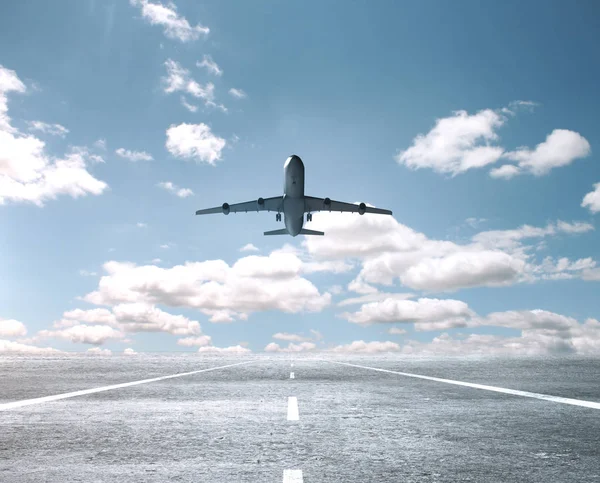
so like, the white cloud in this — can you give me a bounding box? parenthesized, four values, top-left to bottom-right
(329, 285, 343, 295)
(473, 220, 593, 250)
(93, 139, 107, 150)
(129, 0, 209, 42)
(112, 303, 201, 335)
(137, 222, 147, 228)
(502, 129, 591, 176)
(38, 324, 124, 345)
(124, 347, 137, 355)
(177, 335, 212, 347)
(26, 121, 69, 138)
(197, 55, 222, 76)
(54, 304, 201, 337)
(303, 260, 353, 274)
(347, 276, 379, 294)
(388, 327, 407, 335)
(581, 268, 600, 281)
(87, 347, 112, 355)
(79, 270, 98, 277)
(115, 148, 153, 162)
(340, 297, 474, 326)
(264, 341, 317, 352)
(401, 250, 525, 292)
(165, 122, 226, 165)
(229, 88, 246, 99)
(240, 243, 259, 252)
(0, 339, 64, 354)
(157, 181, 194, 198)
(304, 213, 595, 293)
(310, 329, 323, 341)
(83, 253, 332, 322)
(337, 292, 414, 307)
(582, 182, 600, 214)
(489, 164, 521, 179)
(464, 217, 487, 229)
(0, 64, 26, 132)
(272, 332, 312, 342)
(402, 314, 600, 356)
(0, 318, 27, 337)
(0, 65, 108, 207)
(162, 60, 226, 111)
(180, 96, 198, 112)
(395, 108, 506, 175)
(395, 104, 590, 179)
(197, 345, 250, 354)
(330, 340, 401, 353)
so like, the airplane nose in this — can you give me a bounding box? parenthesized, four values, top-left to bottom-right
(286, 154, 303, 167)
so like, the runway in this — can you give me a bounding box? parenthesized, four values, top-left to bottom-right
(1, 354, 599, 482)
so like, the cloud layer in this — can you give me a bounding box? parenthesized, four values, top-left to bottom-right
(396, 104, 590, 178)
(130, 0, 209, 42)
(0, 66, 108, 207)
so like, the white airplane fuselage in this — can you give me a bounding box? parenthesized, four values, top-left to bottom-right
(282, 155, 306, 236)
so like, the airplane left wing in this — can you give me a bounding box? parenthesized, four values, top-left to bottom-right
(195, 196, 283, 216)
(304, 196, 392, 216)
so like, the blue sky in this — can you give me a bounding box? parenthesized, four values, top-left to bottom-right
(1, 0, 599, 355)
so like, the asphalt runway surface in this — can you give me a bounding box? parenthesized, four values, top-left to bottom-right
(1, 354, 600, 482)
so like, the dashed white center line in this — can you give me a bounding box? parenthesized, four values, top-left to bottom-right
(283, 469, 303, 482)
(290, 372, 295, 379)
(0, 360, 255, 411)
(287, 396, 299, 420)
(321, 359, 600, 410)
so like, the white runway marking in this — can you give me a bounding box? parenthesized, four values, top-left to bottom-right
(290, 372, 295, 379)
(0, 360, 255, 411)
(283, 469, 303, 482)
(322, 360, 600, 410)
(287, 396, 299, 420)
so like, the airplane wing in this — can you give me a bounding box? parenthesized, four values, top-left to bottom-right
(304, 196, 392, 215)
(195, 196, 283, 215)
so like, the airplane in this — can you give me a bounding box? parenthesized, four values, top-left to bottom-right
(195, 155, 393, 236)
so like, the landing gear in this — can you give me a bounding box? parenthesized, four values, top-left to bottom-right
(276, 213, 282, 222)
(306, 213, 313, 222)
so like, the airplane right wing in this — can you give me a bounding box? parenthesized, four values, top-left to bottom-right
(196, 196, 283, 216)
(304, 196, 392, 215)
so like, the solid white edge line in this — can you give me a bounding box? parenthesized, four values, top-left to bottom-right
(287, 396, 299, 420)
(283, 469, 303, 482)
(319, 359, 600, 410)
(0, 360, 255, 411)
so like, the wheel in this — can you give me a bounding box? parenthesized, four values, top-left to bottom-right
(307, 213, 312, 222)
(276, 213, 281, 222)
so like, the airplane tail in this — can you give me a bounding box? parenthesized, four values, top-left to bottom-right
(264, 229, 289, 236)
(263, 228, 325, 236)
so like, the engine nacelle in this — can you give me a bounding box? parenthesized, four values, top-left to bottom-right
(222, 202, 230, 215)
(324, 197, 331, 210)
(358, 202, 367, 215)
(257, 197, 265, 210)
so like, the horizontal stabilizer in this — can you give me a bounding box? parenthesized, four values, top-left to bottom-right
(299, 228, 324, 236)
(264, 229, 289, 236)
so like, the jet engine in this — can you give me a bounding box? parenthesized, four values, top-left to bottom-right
(257, 197, 265, 210)
(222, 202, 230, 215)
(324, 198, 331, 210)
(358, 202, 367, 215)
